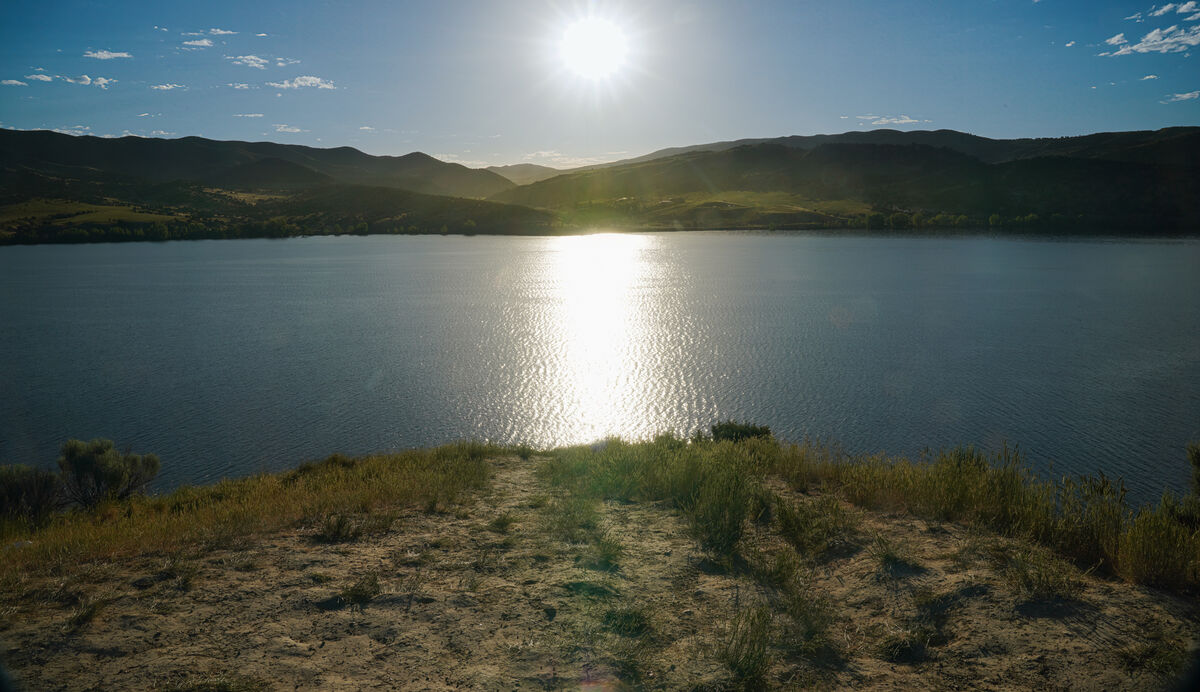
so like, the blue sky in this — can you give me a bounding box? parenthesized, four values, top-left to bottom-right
(1, 0, 1197, 167)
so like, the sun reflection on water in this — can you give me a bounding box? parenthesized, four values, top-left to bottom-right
(541, 233, 654, 443)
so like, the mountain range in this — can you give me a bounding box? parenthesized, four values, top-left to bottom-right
(1, 125, 1197, 243)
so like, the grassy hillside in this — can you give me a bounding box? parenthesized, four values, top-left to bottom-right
(494, 140, 1200, 232)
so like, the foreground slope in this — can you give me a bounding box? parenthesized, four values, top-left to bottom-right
(2, 437, 1197, 690)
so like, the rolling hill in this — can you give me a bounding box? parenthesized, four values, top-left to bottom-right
(0, 129, 514, 199)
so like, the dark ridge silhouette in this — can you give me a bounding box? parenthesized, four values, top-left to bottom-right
(0, 129, 515, 199)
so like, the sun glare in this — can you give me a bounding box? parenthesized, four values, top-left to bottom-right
(560, 17, 628, 80)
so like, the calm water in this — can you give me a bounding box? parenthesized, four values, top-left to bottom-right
(1, 232, 1198, 501)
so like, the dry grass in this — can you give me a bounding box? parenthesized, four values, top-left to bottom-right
(0, 443, 496, 580)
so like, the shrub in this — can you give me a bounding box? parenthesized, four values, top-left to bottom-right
(719, 606, 773, 686)
(711, 421, 772, 443)
(57, 438, 160, 507)
(0, 464, 61, 522)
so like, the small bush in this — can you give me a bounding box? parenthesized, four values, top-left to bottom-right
(603, 605, 652, 637)
(776, 495, 857, 558)
(711, 421, 772, 443)
(0, 464, 61, 523)
(339, 572, 381, 608)
(315, 514, 361, 543)
(57, 438, 160, 507)
(719, 606, 773, 686)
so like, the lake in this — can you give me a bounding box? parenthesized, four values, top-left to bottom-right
(1, 232, 1197, 501)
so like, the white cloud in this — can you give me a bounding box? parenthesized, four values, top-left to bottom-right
(1065, 40, 1076, 46)
(1151, 3, 1177, 16)
(1180, 2, 1199, 12)
(209, 28, 236, 35)
(62, 75, 115, 89)
(84, 49, 132, 60)
(1126, 12, 1144, 21)
(1106, 33, 1129, 45)
(228, 54, 268, 69)
(266, 75, 336, 89)
(855, 114, 924, 125)
(227, 82, 252, 89)
(275, 57, 300, 66)
(51, 125, 91, 136)
(137, 112, 150, 117)
(432, 153, 491, 168)
(151, 83, 185, 90)
(1104, 24, 1200, 54)
(181, 31, 203, 36)
(272, 123, 307, 133)
(359, 126, 375, 131)
(255, 33, 268, 37)
(520, 150, 621, 167)
(1162, 89, 1200, 101)
(154, 25, 169, 32)
(2, 79, 26, 86)
(234, 113, 264, 117)
(1142, 74, 1160, 79)
(149, 130, 175, 136)
(183, 39, 213, 48)
(25, 73, 53, 81)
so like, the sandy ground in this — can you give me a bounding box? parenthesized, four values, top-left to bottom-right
(2, 455, 1197, 690)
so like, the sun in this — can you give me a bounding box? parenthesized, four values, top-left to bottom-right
(560, 17, 629, 80)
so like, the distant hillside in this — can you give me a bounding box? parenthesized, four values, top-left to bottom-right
(485, 163, 562, 185)
(584, 126, 1200, 170)
(494, 138, 1200, 231)
(204, 157, 334, 190)
(0, 129, 515, 199)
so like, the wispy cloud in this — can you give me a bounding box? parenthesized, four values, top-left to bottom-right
(520, 150, 623, 167)
(233, 113, 264, 117)
(272, 123, 307, 133)
(51, 125, 90, 136)
(64, 75, 116, 89)
(1102, 24, 1200, 54)
(227, 82, 253, 89)
(275, 57, 300, 67)
(25, 73, 53, 82)
(855, 114, 929, 125)
(149, 130, 175, 136)
(1142, 74, 1160, 79)
(183, 38, 213, 48)
(266, 75, 336, 89)
(432, 153, 492, 168)
(1065, 40, 1076, 46)
(227, 54, 269, 69)
(84, 49, 132, 60)
(151, 83, 185, 90)
(208, 28, 236, 35)
(1150, 4, 1177, 16)
(2, 79, 26, 86)
(255, 33, 268, 37)
(1162, 89, 1200, 102)
(359, 126, 376, 131)
(1126, 12, 1144, 21)
(1106, 33, 1129, 45)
